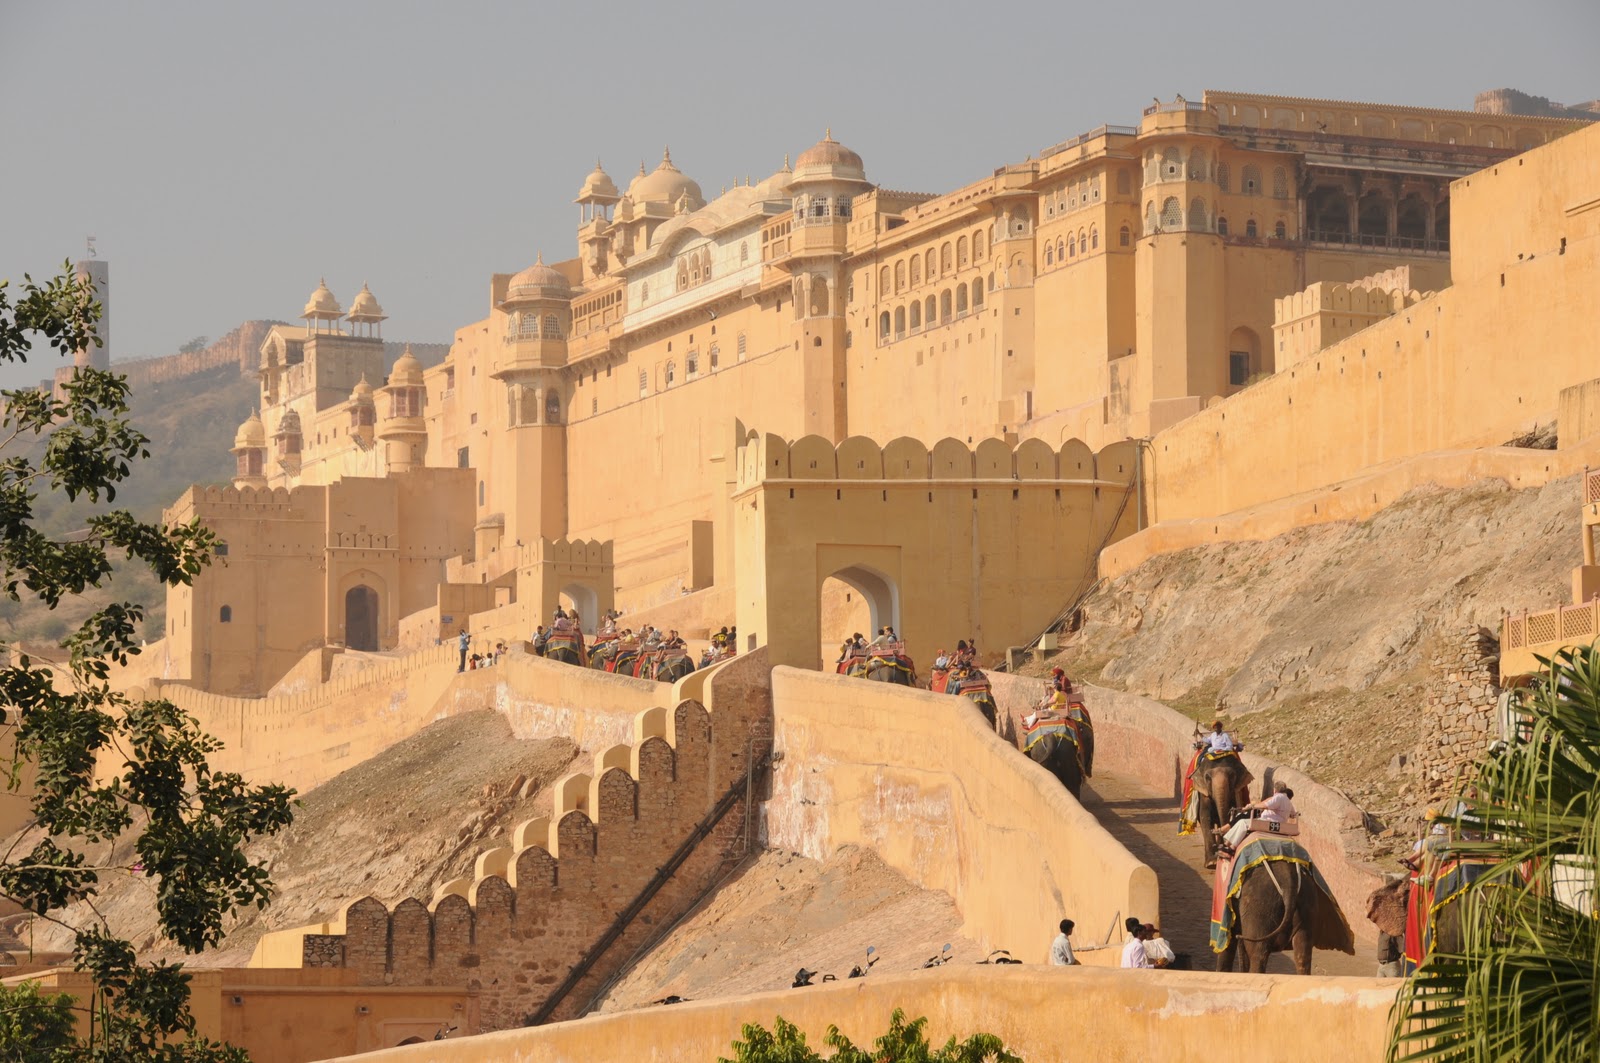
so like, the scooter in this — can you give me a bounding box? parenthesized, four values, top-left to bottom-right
(848, 946, 878, 978)
(920, 943, 953, 968)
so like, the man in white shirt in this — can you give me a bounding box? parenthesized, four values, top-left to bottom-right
(1120, 918, 1152, 969)
(1206, 720, 1238, 754)
(1049, 919, 1078, 966)
(1142, 924, 1176, 968)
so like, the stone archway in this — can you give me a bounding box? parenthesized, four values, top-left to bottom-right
(819, 563, 901, 664)
(559, 582, 600, 630)
(345, 585, 379, 652)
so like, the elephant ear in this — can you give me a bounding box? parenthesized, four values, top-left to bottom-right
(1365, 878, 1409, 939)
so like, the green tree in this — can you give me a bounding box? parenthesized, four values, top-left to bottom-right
(721, 1008, 1022, 1063)
(1388, 644, 1599, 1063)
(0, 265, 296, 1061)
(0, 980, 78, 1061)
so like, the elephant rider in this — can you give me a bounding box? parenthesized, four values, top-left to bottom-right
(934, 648, 950, 671)
(837, 640, 855, 665)
(663, 629, 686, 652)
(552, 605, 568, 623)
(1401, 809, 1450, 872)
(1221, 781, 1297, 852)
(598, 614, 617, 637)
(532, 625, 549, 656)
(867, 627, 894, 653)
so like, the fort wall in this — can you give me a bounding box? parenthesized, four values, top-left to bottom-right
(327, 965, 1399, 1063)
(763, 667, 1157, 965)
(1145, 123, 1599, 526)
(986, 673, 1383, 947)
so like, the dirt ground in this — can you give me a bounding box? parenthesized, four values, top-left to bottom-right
(595, 846, 980, 1012)
(18, 712, 581, 966)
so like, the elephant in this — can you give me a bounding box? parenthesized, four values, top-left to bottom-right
(1192, 753, 1250, 868)
(652, 652, 695, 684)
(1365, 872, 1467, 970)
(1027, 731, 1084, 799)
(1216, 858, 1319, 974)
(608, 647, 640, 675)
(865, 654, 916, 685)
(588, 641, 618, 670)
(545, 631, 586, 666)
(946, 671, 998, 731)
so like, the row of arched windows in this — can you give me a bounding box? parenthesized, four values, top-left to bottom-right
(1045, 176, 1102, 218)
(876, 278, 987, 341)
(676, 248, 713, 292)
(1143, 149, 1291, 200)
(1142, 196, 1292, 238)
(514, 311, 563, 339)
(1043, 226, 1103, 265)
(878, 227, 991, 295)
(793, 194, 854, 225)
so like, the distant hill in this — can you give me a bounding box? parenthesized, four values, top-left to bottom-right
(1, 326, 448, 648)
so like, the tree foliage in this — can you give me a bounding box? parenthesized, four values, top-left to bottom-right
(0, 265, 296, 1061)
(1388, 644, 1600, 1063)
(720, 1008, 1022, 1063)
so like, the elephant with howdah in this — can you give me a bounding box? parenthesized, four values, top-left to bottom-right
(1192, 753, 1250, 868)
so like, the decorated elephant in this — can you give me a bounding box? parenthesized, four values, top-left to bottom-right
(1213, 841, 1354, 974)
(652, 651, 695, 684)
(1185, 751, 1252, 868)
(544, 626, 586, 666)
(588, 639, 619, 670)
(1026, 730, 1084, 799)
(1365, 862, 1481, 973)
(947, 670, 998, 731)
(865, 649, 916, 686)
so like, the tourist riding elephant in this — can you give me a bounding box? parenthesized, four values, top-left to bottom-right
(1028, 731, 1084, 799)
(545, 631, 586, 667)
(1193, 753, 1250, 868)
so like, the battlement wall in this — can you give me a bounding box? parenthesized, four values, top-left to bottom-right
(736, 430, 1136, 489)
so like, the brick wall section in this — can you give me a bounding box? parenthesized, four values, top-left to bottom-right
(1414, 627, 1502, 798)
(298, 692, 764, 1031)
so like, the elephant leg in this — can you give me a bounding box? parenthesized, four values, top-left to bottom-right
(1247, 941, 1272, 974)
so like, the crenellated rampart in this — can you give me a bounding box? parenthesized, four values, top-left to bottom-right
(250, 650, 775, 1032)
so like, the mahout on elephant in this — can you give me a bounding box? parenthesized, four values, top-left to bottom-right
(1180, 730, 1253, 868)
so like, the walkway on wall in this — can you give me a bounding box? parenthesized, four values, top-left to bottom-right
(1079, 770, 1371, 976)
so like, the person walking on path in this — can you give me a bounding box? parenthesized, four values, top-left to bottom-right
(457, 629, 471, 672)
(1120, 918, 1152, 969)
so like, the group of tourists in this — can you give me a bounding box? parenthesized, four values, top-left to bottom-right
(700, 625, 739, 667)
(453, 630, 510, 672)
(1048, 916, 1174, 969)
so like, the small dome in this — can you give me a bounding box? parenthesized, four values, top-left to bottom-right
(389, 344, 424, 386)
(233, 410, 266, 449)
(504, 253, 570, 300)
(347, 282, 386, 321)
(303, 278, 341, 317)
(633, 147, 703, 208)
(350, 375, 374, 402)
(578, 160, 619, 201)
(793, 130, 866, 182)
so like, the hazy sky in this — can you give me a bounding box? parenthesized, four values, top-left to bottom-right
(2, 0, 1595, 389)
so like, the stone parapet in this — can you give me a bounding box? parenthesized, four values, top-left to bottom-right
(1414, 628, 1502, 799)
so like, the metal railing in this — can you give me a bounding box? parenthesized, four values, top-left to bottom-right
(1305, 229, 1449, 254)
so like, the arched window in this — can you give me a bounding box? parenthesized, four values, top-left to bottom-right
(740, 241, 749, 263)
(709, 342, 720, 368)
(1245, 219, 1258, 237)
(1091, 176, 1101, 201)
(894, 261, 905, 293)
(640, 281, 648, 303)
(518, 312, 538, 338)
(1272, 167, 1288, 199)
(925, 249, 936, 280)
(1055, 238, 1064, 262)
(690, 254, 701, 284)
(1274, 220, 1288, 239)
(973, 229, 984, 257)
(1215, 162, 1230, 192)
(1160, 197, 1183, 229)
(956, 285, 968, 313)
(1242, 165, 1262, 195)
(925, 295, 936, 323)
(738, 332, 748, 359)
(971, 279, 984, 308)
(543, 313, 561, 339)
(665, 362, 676, 387)
(545, 391, 561, 424)
(1067, 235, 1076, 257)
(894, 306, 906, 334)
(1217, 216, 1230, 236)
(910, 255, 922, 287)
(987, 272, 995, 291)
(940, 289, 952, 322)
(1162, 148, 1181, 178)
(219, 605, 232, 623)
(1045, 242, 1054, 265)
(686, 353, 699, 377)
(702, 251, 712, 281)
(836, 196, 852, 218)
(677, 260, 689, 291)
(879, 312, 891, 339)
(957, 235, 969, 267)
(879, 266, 890, 292)
(910, 301, 921, 329)
(1077, 228, 1087, 253)
(1189, 199, 1207, 231)
(940, 243, 952, 274)
(1090, 227, 1099, 250)
(639, 369, 648, 397)
(1188, 148, 1207, 180)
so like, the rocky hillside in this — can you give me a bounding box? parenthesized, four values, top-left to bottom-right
(17, 712, 581, 967)
(1037, 474, 1584, 835)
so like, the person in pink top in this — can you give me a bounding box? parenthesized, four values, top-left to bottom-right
(1222, 781, 1297, 850)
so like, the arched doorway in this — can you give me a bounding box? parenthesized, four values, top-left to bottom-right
(345, 585, 379, 652)
(819, 564, 900, 666)
(1227, 326, 1261, 388)
(558, 583, 599, 630)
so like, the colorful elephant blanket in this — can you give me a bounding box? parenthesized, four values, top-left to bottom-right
(1402, 857, 1493, 974)
(1022, 713, 1081, 754)
(1208, 834, 1352, 954)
